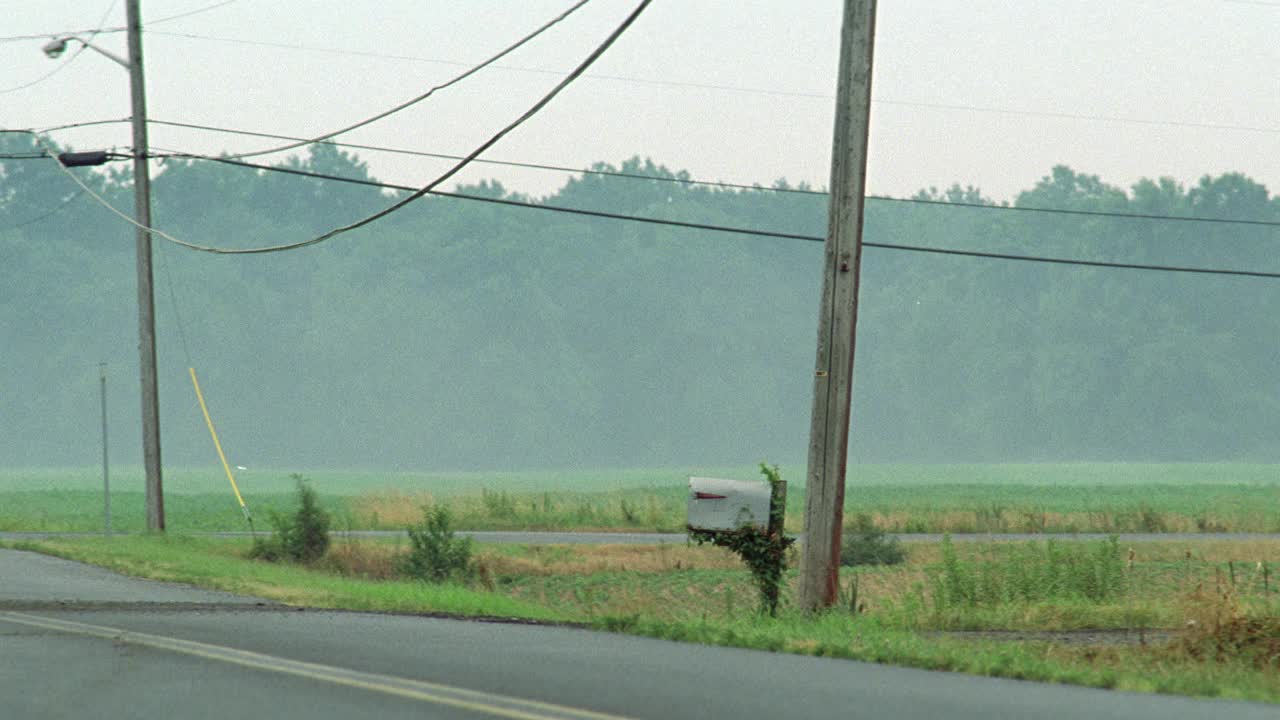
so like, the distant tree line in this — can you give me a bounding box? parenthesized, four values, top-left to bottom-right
(2, 132, 1278, 470)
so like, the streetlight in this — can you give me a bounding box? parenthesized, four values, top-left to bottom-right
(41, 36, 128, 68)
(44, 0, 165, 531)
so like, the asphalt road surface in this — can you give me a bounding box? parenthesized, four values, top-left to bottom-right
(1, 548, 1274, 719)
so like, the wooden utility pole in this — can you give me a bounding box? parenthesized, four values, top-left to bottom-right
(799, 0, 877, 611)
(125, 0, 164, 531)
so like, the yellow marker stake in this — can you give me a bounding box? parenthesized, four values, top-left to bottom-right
(190, 367, 251, 520)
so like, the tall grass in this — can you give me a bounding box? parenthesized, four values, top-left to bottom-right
(927, 535, 1127, 609)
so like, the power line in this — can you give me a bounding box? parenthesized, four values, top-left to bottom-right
(35, 117, 132, 133)
(872, 99, 1280, 137)
(156, 150, 1280, 280)
(0, 190, 86, 231)
(140, 29, 1280, 137)
(28, 0, 655, 257)
(0, 2, 234, 44)
(144, 28, 836, 100)
(148, 117, 826, 196)
(144, 117, 1280, 229)
(225, 0, 593, 160)
(871, 195, 1280, 229)
(0, 0, 120, 95)
(143, 118, 1280, 225)
(0, 27, 125, 44)
(20, 128, 1280, 280)
(153, 149, 821, 242)
(860, 241, 1280, 280)
(146, 0, 240, 26)
(13, 120, 1280, 231)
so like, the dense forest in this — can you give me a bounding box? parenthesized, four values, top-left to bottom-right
(2, 131, 1278, 470)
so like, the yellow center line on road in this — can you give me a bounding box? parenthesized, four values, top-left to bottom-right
(0, 611, 635, 720)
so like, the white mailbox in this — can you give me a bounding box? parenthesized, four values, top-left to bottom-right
(687, 476, 772, 531)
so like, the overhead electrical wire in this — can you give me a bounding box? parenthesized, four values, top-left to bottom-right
(0, 190, 86, 231)
(140, 30, 1280, 137)
(35, 117, 131, 133)
(146, 118, 1280, 224)
(0, 1, 236, 44)
(10, 119, 1280, 233)
(0, 0, 119, 95)
(22, 0, 655, 256)
(0, 27, 124, 44)
(145, 28, 835, 101)
(153, 149, 822, 243)
(146, 0, 241, 26)
(143, 149, 1280, 281)
(223, 0, 593, 160)
(12, 128, 1280, 280)
(870, 195, 1280, 229)
(148, 117, 827, 196)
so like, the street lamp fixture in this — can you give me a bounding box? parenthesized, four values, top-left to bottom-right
(43, 34, 131, 69)
(41, 38, 68, 59)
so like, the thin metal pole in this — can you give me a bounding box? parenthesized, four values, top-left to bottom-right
(125, 0, 164, 531)
(100, 363, 111, 536)
(799, 0, 877, 611)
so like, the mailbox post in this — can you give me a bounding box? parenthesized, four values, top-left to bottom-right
(687, 467, 794, 616)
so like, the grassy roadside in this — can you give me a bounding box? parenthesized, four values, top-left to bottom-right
(8, 535, 563, 621)
(7, 534, 1278, 704)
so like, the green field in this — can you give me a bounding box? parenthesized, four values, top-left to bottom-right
(2, 464, 1278, 533)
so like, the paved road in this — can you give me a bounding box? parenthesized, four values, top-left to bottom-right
(5, 530, 1279, 545)
(1, 548, 1274, 719)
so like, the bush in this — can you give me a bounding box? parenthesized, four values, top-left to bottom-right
(248, 475, 331, 564)
(840, 513, 906, 567)
(397, 505, 475, 583)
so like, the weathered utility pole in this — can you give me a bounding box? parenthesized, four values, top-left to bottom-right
(125, 0, 164, 531)
(799, 0, 877, 611)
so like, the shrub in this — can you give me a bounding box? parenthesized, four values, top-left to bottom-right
(840, 513, 906, 567)
(397, 505, 475, 583)
(247, 474, 331, 564)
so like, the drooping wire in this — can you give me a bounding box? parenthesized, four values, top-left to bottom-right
(140, 30, 1280, 137)
(224, 0, 593, 161)
(0, 27, 125, 44)
(148, 117, 826, 195)
(146, 117, 1280, 219)
(0, 190, 86, 231)
(146, 0, 240, 26)
(32, 117, 132, 133)
(870, 195, 1280, 229)
(0, 0, 120, 95)
(133, 0, 653, 255)
(156, 246, 194, 368)
(17, 127, 1280, 279)
(152, 150, 1280, 280)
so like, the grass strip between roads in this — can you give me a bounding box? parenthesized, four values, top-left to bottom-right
(7, 534, 1279, 705)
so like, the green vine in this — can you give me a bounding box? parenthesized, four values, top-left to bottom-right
(689, 463, 795, 617)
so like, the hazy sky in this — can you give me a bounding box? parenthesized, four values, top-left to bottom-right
(3, 0, 1278, 204)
